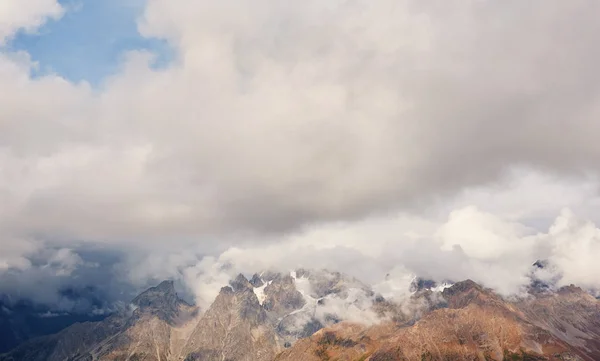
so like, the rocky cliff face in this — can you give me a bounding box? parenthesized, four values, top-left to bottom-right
(180, 275, 279, 361)
(2, 270, 600, 361)
(0, 272, 328, 361)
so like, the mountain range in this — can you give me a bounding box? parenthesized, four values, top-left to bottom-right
(1, 267, 599, 361)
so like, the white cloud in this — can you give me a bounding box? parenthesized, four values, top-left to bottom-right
(0, 234, 39, 272)
(2, 0, 600, 308)
(436, 206, 535, 260)
(0, 0, 63, 44)
(3, 1, 600, 246)
(372, 266, 416, 301)
(182, 256, 234, 308)
(544, 209, 600, 289)
(164, 203, 600, 302)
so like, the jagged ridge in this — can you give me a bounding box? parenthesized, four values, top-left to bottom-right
(2, 268, 600, 361)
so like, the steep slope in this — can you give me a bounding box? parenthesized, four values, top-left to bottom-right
(0, 281, 197, 361)
(0, 270, 385, 361)
(276, 280, 595, 361)
(518, 285, 600, 359)
(264, 269, 380, 347)
(1, 272, 331, 361)
(72, 280, 199, 361)
(181, 274, 280, 361)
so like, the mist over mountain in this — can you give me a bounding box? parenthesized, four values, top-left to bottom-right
(3, 0, 600, 359)
(2, 267, 600, 360)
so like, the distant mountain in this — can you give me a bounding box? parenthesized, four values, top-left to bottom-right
(0, 298, 106, 354)
(1, 268, 600, 361)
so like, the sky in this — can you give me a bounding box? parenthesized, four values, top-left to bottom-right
(5, 0, 172, 84)
(3, 0, 600, 311)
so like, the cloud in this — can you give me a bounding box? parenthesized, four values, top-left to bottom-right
(543, 209, 600, 289)
(0, 0, 63, 44)
(3, 0, 600, 246)
(3, 180, 600, 311)
(2, 0, 600, 311)
(43, 248, 86, 276)
(169, 202, 600, 304)
(436, 206, 535, 260)
(0, 246, 130, 312)
(0, 237, 36, 271)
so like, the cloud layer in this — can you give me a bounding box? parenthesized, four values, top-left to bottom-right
(2, 0, 600, 310)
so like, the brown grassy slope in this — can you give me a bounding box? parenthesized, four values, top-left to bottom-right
(275, 280, 595, 361)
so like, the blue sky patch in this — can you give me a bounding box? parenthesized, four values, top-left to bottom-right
(6, 0, 173, 85)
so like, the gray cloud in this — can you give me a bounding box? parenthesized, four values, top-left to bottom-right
(3, 0, 600, 241)
(2, 0, 600, 309)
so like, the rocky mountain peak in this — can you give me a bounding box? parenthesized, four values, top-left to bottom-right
(558, 284, 586, 296)
(533, 259, 548, 269)
(130, 280, 188, 324)
(409, 277, 436, 292)
(263, 274, 305, 317)
(442, 279, 491, 309)
(3, 272, 600, 361)
(443, 279, 480, 295)
(442, 279, 517, 316)
(180, 275, 276, 361)
(250, 273, 264, 287)
(229, 273, 253, 292)
(219, 285, 234, 294)
(527, 259, 563, 295)
(132, 280, 176, 307)
(157, 279, 176, 291)
(295, 268, 310, 278)
(211, 285, 265, 325)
